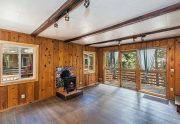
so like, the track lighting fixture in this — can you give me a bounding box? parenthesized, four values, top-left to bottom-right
(84, 0, 90, 8)
(118, 41, 121, 46)
(133, 37, 137, 42)
(141, 35, 146, 41)
(54, 21, 58, 28)
(65, 10, 69, 21)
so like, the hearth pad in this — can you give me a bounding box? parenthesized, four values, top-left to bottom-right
(56, 90, 83, 101)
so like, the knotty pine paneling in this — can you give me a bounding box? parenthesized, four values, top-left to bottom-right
(0, 86, 8, 110)
(175, 38, 180, 95)
(0, 29, 98, 111)
(98, 38, 180, 100)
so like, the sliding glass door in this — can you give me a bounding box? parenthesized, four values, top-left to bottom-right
(104, 51, 119, 86)
(140, 48, 166, 95)
(120, 51, 137, 89)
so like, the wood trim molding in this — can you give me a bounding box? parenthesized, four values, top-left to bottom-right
(65, 2, 180, 42)
(31, 0, 83, 36)
(86, 25, 180, 46)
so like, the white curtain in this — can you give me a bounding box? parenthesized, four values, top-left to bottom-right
(137, 48, 156, 82)
(109, 51, 119, 75)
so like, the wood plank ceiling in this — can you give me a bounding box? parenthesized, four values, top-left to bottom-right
(0, 0, 180, 47)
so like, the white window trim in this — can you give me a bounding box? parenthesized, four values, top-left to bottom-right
(0, 40, 39, 85)
(83, 51, 95, 74)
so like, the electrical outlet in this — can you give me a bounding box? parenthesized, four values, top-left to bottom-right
(170, 88, 173, 91)
(80, 82, 82, 84)
(170, 69, 174, 72)
(21, 94, 25, 99)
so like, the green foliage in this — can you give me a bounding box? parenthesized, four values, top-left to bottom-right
(122, 52, 136, 69)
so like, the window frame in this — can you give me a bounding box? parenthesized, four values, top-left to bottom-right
(83, 51, 95, 74)
(0, 40, 39, 85)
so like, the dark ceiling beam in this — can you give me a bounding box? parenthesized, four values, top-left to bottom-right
(31, 0, 83, 36)
(85, 25, 180, 46)
(65, 2, 180, 42)
(99, 36, 180, 48)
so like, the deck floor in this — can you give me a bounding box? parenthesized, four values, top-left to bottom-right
(0, 84, 179, 124)
(105, 80, 166, 95)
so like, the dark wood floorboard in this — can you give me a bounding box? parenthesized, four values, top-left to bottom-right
(0, 84, 180, 124)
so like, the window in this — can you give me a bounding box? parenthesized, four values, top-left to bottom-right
(105, 52, 119, 68)
(0, 40, 38, 84)
(83, 51, 95, 74)
(151, 48, 166, 70)
(121, 52, 136, 69)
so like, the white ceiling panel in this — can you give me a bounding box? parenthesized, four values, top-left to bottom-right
(128, 15, 168, 34)
(0, 0, 25, 12)
(0, 0, 66, 34)
(71, 26, 135, 44)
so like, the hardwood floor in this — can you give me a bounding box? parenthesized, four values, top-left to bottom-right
(0, 84, 180, 124)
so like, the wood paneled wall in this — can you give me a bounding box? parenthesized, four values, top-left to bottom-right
(0, 29, 98, 111)
(98, 38, 180, 100)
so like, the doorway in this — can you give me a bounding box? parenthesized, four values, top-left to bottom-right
(104, 51, 119, 86)
(120, 51, 137, 90)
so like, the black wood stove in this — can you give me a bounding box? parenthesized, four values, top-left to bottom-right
(61, 70, 77, 94)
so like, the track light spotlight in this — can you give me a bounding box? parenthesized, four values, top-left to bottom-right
(65, 10, 69, 21)
(84, 0, 90, 8)
(54, 22, 58, 28)
(133, 37, 137, 42)
(118, 41, 121, 46)
(141, 35, 146, 41)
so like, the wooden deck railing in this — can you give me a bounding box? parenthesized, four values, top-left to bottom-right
(105, 68, 166, 87)
(105, 68, 119, 81)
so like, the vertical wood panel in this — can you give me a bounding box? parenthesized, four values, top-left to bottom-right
(18, 83, 26, 105)
(18, 34, 27, 43)
(26, 82, 34, 103)
(167, 39, 175, 99)
(8, 85, 18, 108)
(0, 86, 8, 110)
(175, 38, 180, 95)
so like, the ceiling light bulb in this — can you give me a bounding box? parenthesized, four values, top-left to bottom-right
(65, 15, 69, 21)
(65, 12, 69, 21)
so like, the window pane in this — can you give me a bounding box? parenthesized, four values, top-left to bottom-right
(83, 51, 95, 73)
(21, 48, 34, 79)
(122, 52, 136, 69)
(151, 48, 166, 70)
(89, 54, 94, 71)
(2, 45, 20, 82)
(105, 53, 110, 67)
